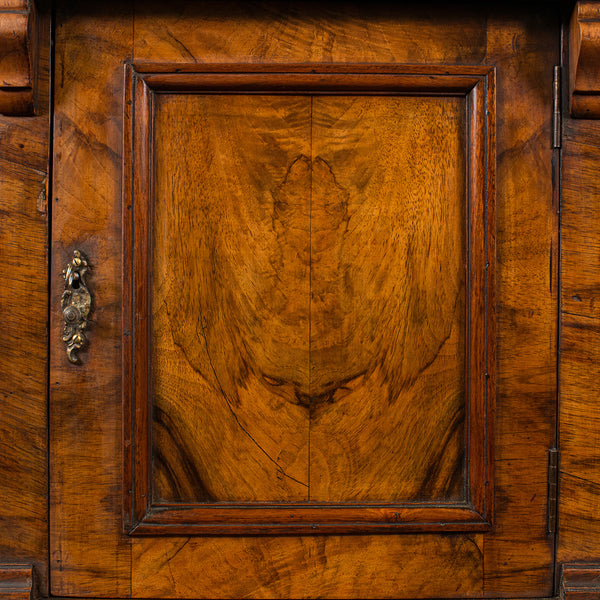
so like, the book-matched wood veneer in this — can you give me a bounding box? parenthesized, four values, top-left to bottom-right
(122, 63, 496, 536)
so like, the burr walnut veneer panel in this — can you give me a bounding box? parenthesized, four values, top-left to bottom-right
(122, 65, 495, 535)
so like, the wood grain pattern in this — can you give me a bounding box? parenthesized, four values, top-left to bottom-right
(558, 314, 600, 561)
(569, 1, 600, 118)
(124, 5, 494, 596)
(152, 92, 467, 504)
(134, 1, 487, 66)
(482, 7, 558, 597)
(561, 119, 600, 319)
(0, 3, 49, 594)
(123, 66, 494, 534)
(50, 2, 132, 596)
(151, 93, 311, 503)
(308, 94, 466, 502)
(132, 534, 484, 600)
(50, 2, 559, 598)
(558, 73, 600, 573)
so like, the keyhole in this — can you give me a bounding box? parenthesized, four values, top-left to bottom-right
(71, 272, 80, 289)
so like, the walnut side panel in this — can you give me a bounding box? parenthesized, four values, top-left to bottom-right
(307, 94, 467, 505)
(559, 89, 600, 571)
(0, 3, 50, 594)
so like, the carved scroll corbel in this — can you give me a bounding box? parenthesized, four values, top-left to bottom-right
(0, 0, 35, 115)
(570, 1, 600, 118)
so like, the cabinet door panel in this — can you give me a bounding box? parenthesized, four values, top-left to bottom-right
(50, 3, 558, 598)
(123, 66, 492, 535)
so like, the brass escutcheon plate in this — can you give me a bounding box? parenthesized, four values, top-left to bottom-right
(61, 250, 91, 364)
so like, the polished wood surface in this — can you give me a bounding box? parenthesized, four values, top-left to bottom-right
(151, 93, 312, 504)
(49, 1, 557, 598)
(3, 2, 600, 600)
(558, 113, 600, 572)
(132, 535, 484, 600)
(0, 3, 50, 594)
(558, 15, 600, 579)
(308, 93, 466, 503)
(123, 65, 494, 535)
(482, 10, 558, 596)
(49, 3, 132, 596)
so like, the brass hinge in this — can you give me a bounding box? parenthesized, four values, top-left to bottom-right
(548, 447, 559, 535)
(553, 65, 562, 149)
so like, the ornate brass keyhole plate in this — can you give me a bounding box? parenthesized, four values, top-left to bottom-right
(61, 250, 91, 364)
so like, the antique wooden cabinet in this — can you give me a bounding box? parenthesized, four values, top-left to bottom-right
(3, 1, 600, 599)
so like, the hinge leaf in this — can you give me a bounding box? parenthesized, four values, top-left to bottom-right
(553, 65, 562, 149)
(548, 447, 559, 535)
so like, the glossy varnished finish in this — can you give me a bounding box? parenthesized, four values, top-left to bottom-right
(0, 2, 590, 600)
(123, 65, 495, 536)
(148, 92, 312, 506)
(49, 2, 132, 596)
(482, 9, 559, 596)
(0, 3, 50, 595)
(558, 19, 600, 587)
(50, 2, 559, 598)
(560, 119, 600, 320)
(132, 535, 484, 599)
(558, 113, 600, 572)
(307, 92, 467, 504)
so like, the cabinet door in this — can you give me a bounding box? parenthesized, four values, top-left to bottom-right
(50, 2, 559, 598)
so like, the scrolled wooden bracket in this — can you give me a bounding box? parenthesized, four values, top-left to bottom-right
(570, 1, 600, 118)
(0, 0, 35, 116)
(0, 565, 35, 600)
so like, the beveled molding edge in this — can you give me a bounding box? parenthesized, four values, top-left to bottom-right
(570, 1, 600, 118)
(561, 564, 600, 600)
(0, 565, 35, 600)
(0, 0, 35, 116)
